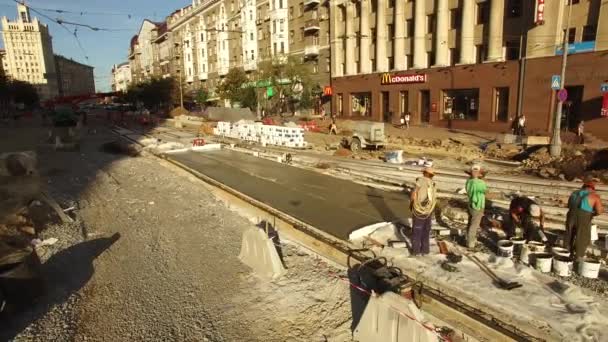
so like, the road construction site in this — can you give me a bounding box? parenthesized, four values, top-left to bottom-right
(111, 120, 608, 341)
(3, 113, 608, 342)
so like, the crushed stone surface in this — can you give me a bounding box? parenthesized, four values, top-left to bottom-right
(0, 126, 353, 342)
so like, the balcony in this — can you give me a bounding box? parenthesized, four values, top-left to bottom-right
(304, 45, 319, 57)
(304, 19, 320, 32)
(304, 0, 320, 6)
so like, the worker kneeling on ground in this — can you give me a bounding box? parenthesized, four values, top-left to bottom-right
(504, 196, 547, 243)
(409, 166, 438, 256)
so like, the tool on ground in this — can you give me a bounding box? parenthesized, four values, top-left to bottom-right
(452, 244, 522, 290)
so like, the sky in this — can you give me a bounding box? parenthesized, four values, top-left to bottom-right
(0, 0, 190, 92)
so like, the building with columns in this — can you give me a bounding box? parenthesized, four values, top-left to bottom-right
(330, 0, 608, 138)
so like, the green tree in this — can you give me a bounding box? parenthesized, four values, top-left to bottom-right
(124, 77, 175, 110)
(257, 56, 312, 115)
(216, 67, 250, 107)
(196, 88, 209, 110)
(9, 80, 38, 107)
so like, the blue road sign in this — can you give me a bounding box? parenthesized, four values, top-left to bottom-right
(551, 75, 561, 90)
(601, 83, 608, 93)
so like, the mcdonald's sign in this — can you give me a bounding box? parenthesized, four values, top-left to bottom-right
(323, 86, 333, 96)
(380, 73, 427, 85)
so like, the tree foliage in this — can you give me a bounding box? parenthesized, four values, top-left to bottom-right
(256, 56, 313, 115)
(216, 67, 252, 107)
(0, 71, 39, 108)
(124, 77, 175, 110)
(196, 88, 209, 109)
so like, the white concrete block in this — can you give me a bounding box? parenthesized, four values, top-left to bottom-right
(238, 227, 285, 280)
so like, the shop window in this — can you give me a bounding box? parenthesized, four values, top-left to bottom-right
(494, 87, 509, 122)
(506, 41, 520, 60)
(507, 0, 522, 17)
(568, 28, 576, 44)
(450, 8, 461, 30)
(351, 92, 372, 116)
(400, 91, 409, 115)
(477, 2, 489, 24)
(337, 94, 343, 116)
(582, 25, 596, 42)
(443, 89, 479, 120)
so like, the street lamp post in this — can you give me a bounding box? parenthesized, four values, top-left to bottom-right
(550, 0, 573, 157)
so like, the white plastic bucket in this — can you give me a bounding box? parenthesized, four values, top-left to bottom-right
(534, 253, 553, 273)
(528, 241, 545, 250)
(497, 240, 514, 258)
(510, 237, 525, 256)
(590, 225, 598, 241)
(553, 256, 574, 277)
(520, 245, 533, 265)
(551, 247, 570, 258)
(578, 258, 601, 279)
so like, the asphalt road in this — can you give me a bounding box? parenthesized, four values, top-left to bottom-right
(171, 150, 410, 240)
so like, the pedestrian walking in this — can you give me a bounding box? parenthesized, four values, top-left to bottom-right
(329, 117, 338, 135)
(465, 164, 487, 250)
(409, 166, 438, 256)
(516, 114, 526, 136)
(504, 196, 546, 242)
(565, 176, 604, 260)
(404, 112, 411, 129)
(577, 120, 585, 144)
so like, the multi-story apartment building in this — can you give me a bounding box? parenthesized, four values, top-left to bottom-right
(329, 0, 608, 137)
(111, 62, 132, 92)
(166, 0, 331, 109)
(1, 3, 59, 100)
(129, 20, 164, 85)
(54, 55, 95, 97)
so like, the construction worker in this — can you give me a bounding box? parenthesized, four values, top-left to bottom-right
(565, 176, 604, 260)
(465, 164, 487, 250)
(410, 166, 437, 256)
(329, 117, 338, 135)
(504, 196, 546, 242)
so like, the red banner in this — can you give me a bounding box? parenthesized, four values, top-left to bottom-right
(602, 93, 608, 117)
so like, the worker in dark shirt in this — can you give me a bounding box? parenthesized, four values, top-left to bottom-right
(504, 196, 546, 242)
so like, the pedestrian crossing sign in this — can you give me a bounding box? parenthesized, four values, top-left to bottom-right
(551, 75, 561, 90)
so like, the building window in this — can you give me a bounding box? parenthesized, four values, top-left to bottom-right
(371, 58, 376, 72)
(427, 15, 436, 33)
(290, 30, 295, 40)
(428, 51, 436, 66)
(279, 0, 284, 8)
(273, 20, 277, 33)
(506, 0, 522, 17)
(371, 0, 377, 13)
(400, 91, 408, 116)
(299, 2, 304, 16)
(406, 55, 413, 68)
(281, 42, 285, 53)
(250, 10, 253, 20)
(326, 57, 331, 72)
(443, 89, 479, 120)
(250, 32, 254, 40)
(450, 8, 461, 30)
(274, 42, 278, 55)
(202, 49, 205, 57)
(201, 33, 205, 41)
(300, 27, 304, 40)
(289, 6, 293, 19)
(352, 92, 372, 116)
(337, 93, 343, 116)
(477, 2, 489, 24)
(506, 40, 520, 60)
(389, 0, 395, 8)
(355, 3, 361, 17)
(280, 19, 285, 32)
(251, 50, 255, 60)
(449, 48, 459, 65)
(582, 25, 596, 41)
(312, 64, 318, 73)
(387, 24, 394, 37)
(388, 56, 394, 70)
(568, 28, 576, 44)
(406, 20, 414, 37)
(567, 0, 580, 4)
(475, 45, 486, 63)
(494, 87, 509, 122)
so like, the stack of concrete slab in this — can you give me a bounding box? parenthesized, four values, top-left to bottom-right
(214, 121, 308, 148)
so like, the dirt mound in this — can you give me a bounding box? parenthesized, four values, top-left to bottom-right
(169, 107, 190, 118)
(333, 148, 353, 157)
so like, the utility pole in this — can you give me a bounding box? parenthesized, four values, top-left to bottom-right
(550, 0, 573, 157)
(516, 4, 529, 118)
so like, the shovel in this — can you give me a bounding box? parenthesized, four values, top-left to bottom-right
(468, 254, 523, 290)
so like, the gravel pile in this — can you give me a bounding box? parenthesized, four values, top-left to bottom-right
(1, 125, 355, 341)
